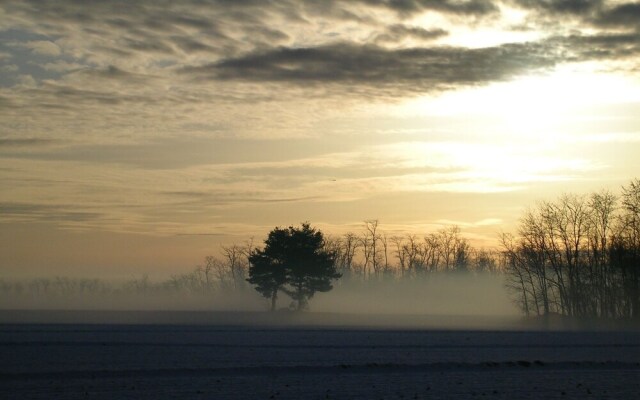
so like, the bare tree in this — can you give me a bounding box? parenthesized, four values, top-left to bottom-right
(613, 179, 640, 318)
(342, 232, 360, 278)
(325, 233, 361, 281)
(391, 235, 408, 278)
(364, 219, 381, 278)
(501, 233, 534, 316)
(422, 233, 441, 272)
(587, 191, 617, 317)
(472, 248, 499, 273)
(221, 244, 248, 290)
(503, 181, 640, 319)
(380, 232, 393, 278)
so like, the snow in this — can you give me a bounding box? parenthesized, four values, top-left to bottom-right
(1, 311, 639, 399)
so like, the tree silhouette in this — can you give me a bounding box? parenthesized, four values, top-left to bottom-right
(247, 223, 341, 311)
(246, 234, 288, 311)
(501, 179, 640, 319)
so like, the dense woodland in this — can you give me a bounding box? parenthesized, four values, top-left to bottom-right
(2, 179, 639, 320)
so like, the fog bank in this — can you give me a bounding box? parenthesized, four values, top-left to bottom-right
(314, 273, 517, 317)
(1, 273, 514, 314)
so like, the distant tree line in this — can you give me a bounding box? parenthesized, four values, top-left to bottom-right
(241, 221, 506, 310)
(323, 221, 500, 282)
(0, 242, 254, 299)
(2, 179, 638, 319)
(0, 273, 238, 298)
(0, 221, 497, 310)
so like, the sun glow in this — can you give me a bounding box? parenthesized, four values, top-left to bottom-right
(396, 66, 640, 140)
(376, 141, 597, 193)
(410, 3, 539, 49)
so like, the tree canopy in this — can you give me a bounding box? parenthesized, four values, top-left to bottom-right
(247, 223, 341, 311)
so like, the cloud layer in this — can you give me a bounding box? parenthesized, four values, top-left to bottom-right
(1, 0, 639, 242)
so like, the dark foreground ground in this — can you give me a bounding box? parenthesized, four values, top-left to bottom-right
(1, 311, 639, 399)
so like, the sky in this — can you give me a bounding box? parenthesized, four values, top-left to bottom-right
(1, 0, 640, 278)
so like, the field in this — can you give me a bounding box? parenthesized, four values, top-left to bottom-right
(1, 311, 639, 399)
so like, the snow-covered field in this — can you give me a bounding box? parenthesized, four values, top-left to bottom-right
(1, 311, 639, 399)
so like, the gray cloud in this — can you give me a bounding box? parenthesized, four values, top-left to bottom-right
(179, 27, 640, 94)
(594, 2, 640, 27)
(3, 0, 635, 98)
(512, 0, 603, 15)
(122, 37, 174, 55)
(182, 41, 559, 91)
(71, 65, 152, 83)
(375, 25, 448, 44)
(0, 0, 637, 149)
(10, 71, 160, 111)
(512, 1, 640, 30)
(170, 36, 219, 54)
(560, 32, 640, 59)
(345, 0, 498, 16)
(3, 1, 495, 54)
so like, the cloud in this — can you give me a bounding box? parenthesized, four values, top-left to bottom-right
(434, 217, 504, 227)
(0, 136, 357, 169)
(179, 27, 640, 96)
(0, 64, 19, 73)
(375, 24, 448, 44)
(2, 0, 637, 105)
(512, 0, 603, 15)
(0, 138, 56, 148)
(41, 60, 86, 73)
(560, 32, 640, 60)
(0, 0, 638, 241)
(352, 0, 499, 16)
(24, 40, 61, 56)
(512, 1, 640, 30)
(162, 190, 323, 205)
(593, 2, 640, 27)
(17, 74, 37, 87)
(0, 0, 498, 69)
(0, 202, 103, 223)
(183, 41, 558, 93)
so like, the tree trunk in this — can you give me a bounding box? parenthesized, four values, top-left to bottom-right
(297, 283, 304, 311)
(270, 290, 277, 311)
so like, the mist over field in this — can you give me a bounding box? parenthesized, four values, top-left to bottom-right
(0, 271, 528, 332)
(0, 272, 513, 314)
(315, 272, 516, 316)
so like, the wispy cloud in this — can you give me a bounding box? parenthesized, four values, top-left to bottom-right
(0, 138, 56, 148)
(0, 0, 638, 241)
(1, 0, 638, 145)
(23, 40, 61, 56)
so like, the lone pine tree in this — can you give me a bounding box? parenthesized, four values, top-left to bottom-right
(247, 223, 341, 311)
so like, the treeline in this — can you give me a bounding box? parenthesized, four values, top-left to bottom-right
(2, 179, 638, 319)
(501, 179, 640, 320)
(166, 221, 503, 296)
(172, 243, 252, 293)
(0, 244, 252, 298)
(324, 221, 500, 281)
(0, 274, 228, 297)
(0, 223, 499, 300)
